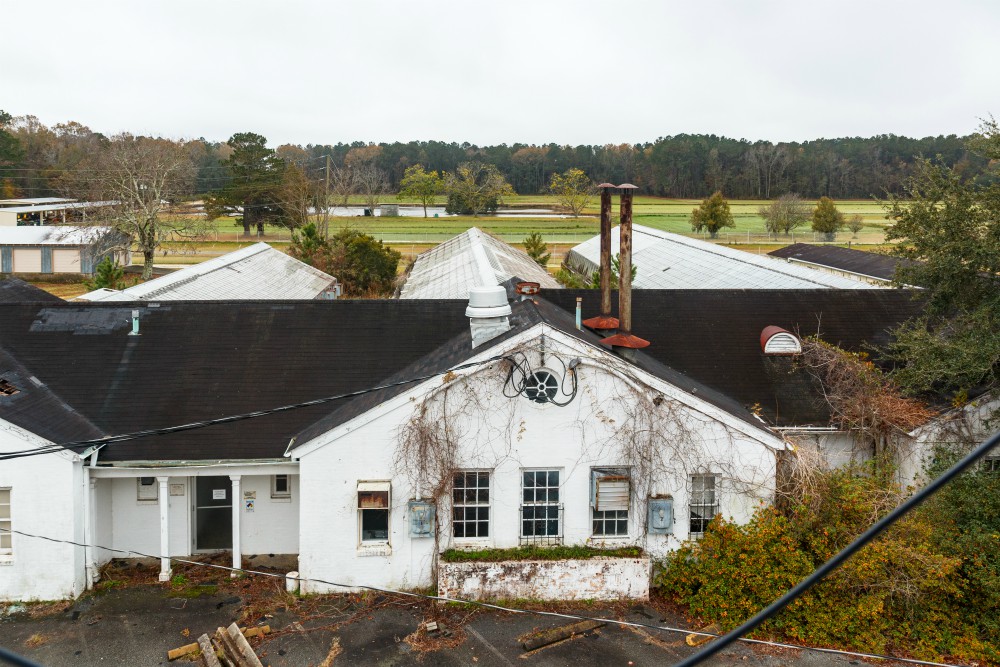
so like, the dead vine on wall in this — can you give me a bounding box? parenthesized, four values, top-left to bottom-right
(798, 337, 933, 462)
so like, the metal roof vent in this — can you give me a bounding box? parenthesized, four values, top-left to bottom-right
(761, 326, 801, 355)
(466, 285, 512, 348)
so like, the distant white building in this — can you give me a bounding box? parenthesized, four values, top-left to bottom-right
(0, 200, 116, 227)
(399, 227, 561, 299)
(565, 224, 879, 289)
(0, 226, 128, 275)
(75, 242, 338, 302)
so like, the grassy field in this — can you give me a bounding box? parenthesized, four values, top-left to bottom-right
(195, 196, 892, 246)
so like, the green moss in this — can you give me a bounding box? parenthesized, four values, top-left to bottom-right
(440, 545, 642, 563)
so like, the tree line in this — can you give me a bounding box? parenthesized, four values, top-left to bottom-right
(1, 112, 993, 200)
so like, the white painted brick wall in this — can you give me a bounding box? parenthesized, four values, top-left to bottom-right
(439, 557, 651, 601)
(0, 419, 85, 601)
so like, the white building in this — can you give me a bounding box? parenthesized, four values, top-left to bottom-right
(0, 200, 115, 227)
(0, 226, 128, 275)
(565, 224, 879, 289)
(399, 227, 561, 299)
(0, 287, 945, 602)
(75, 242, 338, 302)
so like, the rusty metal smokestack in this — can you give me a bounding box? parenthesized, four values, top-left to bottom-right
(600, 183, 649, 358)
(582, 183, 619, 332)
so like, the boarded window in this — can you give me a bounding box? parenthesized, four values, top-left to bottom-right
(592, 468, 630, 537)
(137, 477, 158, 502)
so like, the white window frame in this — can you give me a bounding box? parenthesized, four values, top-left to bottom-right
(689, 474, 720, 538)
(271, 474, 291, 500)
(0, 487, 11, 559)
(591, 467, 630, 538)
(984, 456, 1000, 473)
(520, 469, 562, 544)
(357, 481, 391, 545)
(452, 470, 491, 541)
(137, 477, 158, 502)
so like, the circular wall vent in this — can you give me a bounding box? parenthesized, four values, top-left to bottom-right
(524, 370, 559, 403)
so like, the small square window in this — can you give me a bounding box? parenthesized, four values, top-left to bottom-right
(137, 477, 158, 502)
(271, 474, 291, 499)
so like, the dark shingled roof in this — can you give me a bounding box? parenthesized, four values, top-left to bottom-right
(767, 244, 911, 283)
(294, 296, 766, 446)
(543, 289, 927, 426)
(0, 277, 64, 304)
(0, 289, 926, 461)
(0, 347, 106, 446)
(0, 301, 472, 462)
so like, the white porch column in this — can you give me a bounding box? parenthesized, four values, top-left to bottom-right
(157, 476, 172, 582)
(230, 475, 241, 577)
(85, 475, 97, 587)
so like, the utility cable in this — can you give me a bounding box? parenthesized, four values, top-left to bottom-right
(0, 526, 963, 667)
(0, 354, 508, 461)
(0, 646, 44, 667)
(673, 428, 1000, 667)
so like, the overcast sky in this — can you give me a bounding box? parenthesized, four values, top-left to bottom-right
(3, 0, 998, 147)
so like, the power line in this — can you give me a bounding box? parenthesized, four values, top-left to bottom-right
(0, 355, 508, 461)
(674, 428, 1000, 667)
(0, 526, 961, 667)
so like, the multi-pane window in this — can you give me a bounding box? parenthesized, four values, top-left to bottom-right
(689, 474, 719, 536)
(272, 474, 291, 499)
(984, 457, 1000, 473)
(452, 471, 490, 539)
(358, 482, 390, 543)
(521, 470, 561, 543)
(592, 468, 630, 537)
(0, 488, 11, 557)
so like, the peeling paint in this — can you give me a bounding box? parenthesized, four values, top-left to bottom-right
(439, 557, 650, 601)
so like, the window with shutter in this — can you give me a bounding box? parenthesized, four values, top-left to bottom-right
(592, 468, 630, 537)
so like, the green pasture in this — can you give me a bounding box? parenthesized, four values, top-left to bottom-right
(196, 196, 892, 245)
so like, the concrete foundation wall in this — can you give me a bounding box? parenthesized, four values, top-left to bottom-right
(439, 557, 651, 601)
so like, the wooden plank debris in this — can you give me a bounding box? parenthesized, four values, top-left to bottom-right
(167, 625, 269, 665)
(522, 619, 605, 651)
(685, 623, 721, 647)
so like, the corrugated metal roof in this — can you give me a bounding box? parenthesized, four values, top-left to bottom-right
(565, 224, 880, 290)
(75, 243, 337, 302)
(0, 197, 76, 206)
(0, 201, 116, 213)
(0, 225, 116, 245)
(399, 228, 561, 299)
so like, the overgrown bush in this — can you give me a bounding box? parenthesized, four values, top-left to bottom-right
(288, 223, 400, 297)
(656, 466, 996, 663)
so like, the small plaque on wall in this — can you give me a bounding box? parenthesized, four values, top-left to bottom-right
(169, 484, 185, 496)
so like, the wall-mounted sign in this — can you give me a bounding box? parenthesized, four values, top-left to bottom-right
(212, 489, 226, 500)
(169, 484, 185, 496)
(243, 490, 256, 500)
(244, 499, 254, 513)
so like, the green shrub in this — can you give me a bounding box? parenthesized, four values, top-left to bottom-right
(655, 467, 996, 663)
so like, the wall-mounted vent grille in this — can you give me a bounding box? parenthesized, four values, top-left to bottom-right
(760, 326, 802, 355)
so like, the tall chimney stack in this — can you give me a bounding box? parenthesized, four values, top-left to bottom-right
(582, 183, 619, 331)
(600, 184, 648, 358)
